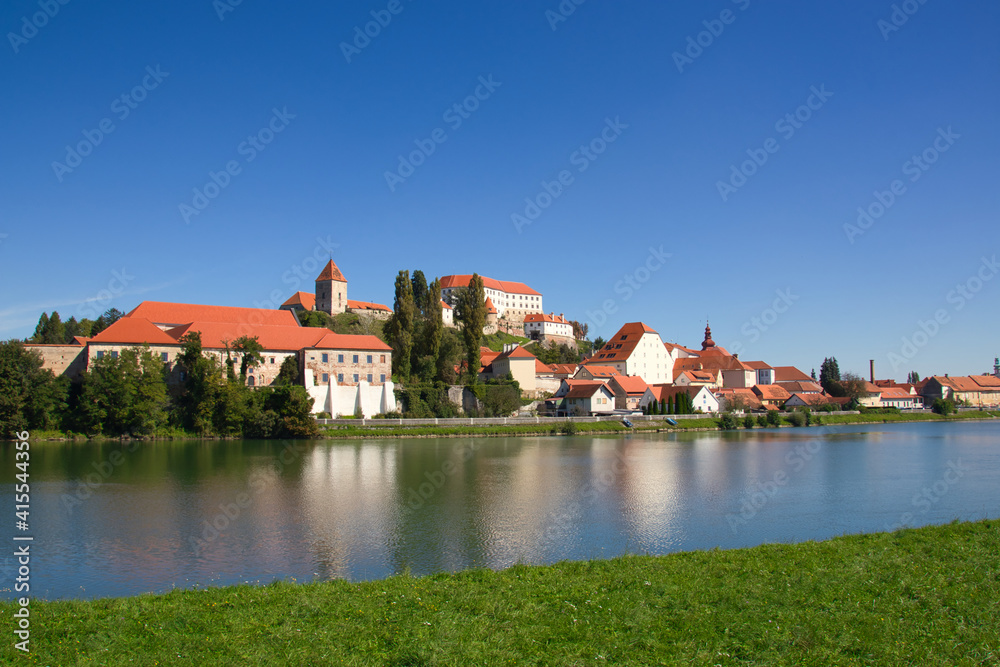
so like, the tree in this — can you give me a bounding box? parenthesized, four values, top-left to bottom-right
(232, 335, 264, 382)
(570, 320, 588, 341)
(384, 270, 416, 381)
(45, 312, 66, 344)
(414, 278, 444, 381)
(79, 346, 168, 437)
(819, 357, 842, 396)
(840, 371, 868, 401)
(0, 340, 65, 437)
(411, 270, 429, 317)
(454, 274, 486, 383)
(30, 313, 49, 343)
(593, 337, 607, 353)
(91, 308, 124, 337)
(275, 356, 300, 386)
(907, 371, 921, 384)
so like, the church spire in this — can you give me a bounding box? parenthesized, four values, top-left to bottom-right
(702, 321, 716, 350)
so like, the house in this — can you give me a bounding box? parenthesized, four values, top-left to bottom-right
(773, 366, 814, 385)
(548, 364, 579, 380)
(81, 301, 395, 415)
(587, 322, 673, 384)
(523, 312, 574, 341)
(857, 382, 883, 408)
(752, 384, 791, 408)
(713, 387, 763, 412)
(673, 369, 719, 387)
(641, 384, 720, 414)
(784, 393, 833, 409)
(279, 260, 393, 320)
(441, 300, 454, 327)
(608, 375, 650, 411)
(534, 360, 562, 395)
(440, 274, 543, 323)
(744, 361, 775, 385)
(778, 381, 823, 394)
(879, 387, 922, 409)
(555, 380, 616, 415)
(670, 324, 755, 388)
(921, 375, 1000, 407)
(485, 344, 539, 396)
(574, 365, 621, 382)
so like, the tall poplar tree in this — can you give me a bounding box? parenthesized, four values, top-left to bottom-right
(455, 273, 486, 383)
(384, 270, 415, 381)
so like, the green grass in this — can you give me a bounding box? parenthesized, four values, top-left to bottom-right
(481, 330, 532, 352)
(3, 520, 998, 665)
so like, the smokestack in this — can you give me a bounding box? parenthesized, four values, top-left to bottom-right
(870, 359, 874, 383)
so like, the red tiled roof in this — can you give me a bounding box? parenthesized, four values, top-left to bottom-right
(564, 381, 611, 400)
(316, 260, 347, 282)
(312, 332, 391, 352)
(972, 375, 1000, 388)
(440, 300, 452, 310)
(772, 366, 812, 383)
(484, 297, 497, 314)
(535, 360, 555, 374)
(128, 301, 299, 328)
(579, 365, 621, 378)
(495, 345, 537, 362)
(646, 384, 708, 402)
(674, 356, 749, 373)
(524, 313, 569, 324)
(609, 375, 649, 395)
(440, 274, 541, 296)
(753, 384, 792, 400)
(675, 370, 716, 383)
(880, 388, 913, 398)
(347, 299, 391, 313)
(713, 388, 763, 409)
(281, 291, 316, 310)
(168, 322, 326, 351)
(592, 322, 659, 363)
(744, 361, 773, 370)
(776, 381, 822, 393)
(89, 318, 181, 346)
(787, 393, 830, 407)
(549, 364, 578, 376)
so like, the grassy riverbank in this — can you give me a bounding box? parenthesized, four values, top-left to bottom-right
(2, 519, 997, 665)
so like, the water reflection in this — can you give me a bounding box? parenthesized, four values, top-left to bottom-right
(1, 421, 998, 600)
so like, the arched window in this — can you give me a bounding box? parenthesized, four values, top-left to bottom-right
(248, 376, 255, 387)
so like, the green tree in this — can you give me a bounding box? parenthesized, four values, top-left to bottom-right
(593, 336, 607, 352)
(411, 270, 429, 317)
(907, 371, 921, 384)
(413, 278, 444, 382)
(275, 356, 300, 386)
(79, 346, 168, 437)
(840, 371, 867, 401)
(455, 274, 486, 383)
(384, 271, 416, 381)
(44, 312, 66, 344)
(819, 357, 842, 395)
(0, 340, 65, 437)
(30, 313, 49, 343)
(232, 335, 264, 382)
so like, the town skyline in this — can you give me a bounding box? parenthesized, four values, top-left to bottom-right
(2, 2, 997, 379)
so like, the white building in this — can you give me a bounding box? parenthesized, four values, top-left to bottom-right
(588, 322, 673, 385)
(523, 312, 573, 340)
(440, 274, 543, 321)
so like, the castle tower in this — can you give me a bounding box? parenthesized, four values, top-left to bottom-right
(315, 260, 348, 315)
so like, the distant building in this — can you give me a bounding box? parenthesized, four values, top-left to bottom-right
(524, 312, 573, 341)
(439, 275, 543, 323)
(280, 260, 392, 320)
(588, 322, 673, 384)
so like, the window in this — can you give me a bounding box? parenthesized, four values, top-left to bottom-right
(337, 373, 343, 383)
(161, 352, 169, 362)
(353, 355, 359, 363)
(322, 373, 329, 382)
(380, 374, 385, 383)
(180, 371, 186, 381)
(111, 351, 118, 359)
(338, 354, 344, 363)
(270, 357, 275, 364)
(367, 355, 373, 364)
(353, 374, 359, 383)
(367, 374, 373, 383)
(96, 351, 104, 359)
(380, 354, 386, 363)
(248, 376, 255, 386)
(322, 353, 329, 363)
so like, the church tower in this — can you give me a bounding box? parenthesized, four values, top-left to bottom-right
(315, 260, 348, 315)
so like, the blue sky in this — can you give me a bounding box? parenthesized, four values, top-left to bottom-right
(2, 0, 997, 379)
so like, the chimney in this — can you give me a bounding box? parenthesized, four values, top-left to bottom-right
(870, 360, 875, 383)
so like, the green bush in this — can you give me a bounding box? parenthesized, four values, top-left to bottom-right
(719, 413, 738, 430)
(786, 412, 807, 427)
(766, 410, 782, 426)
(743, 414, 756, 429)
(932, 398, 955, 415)
(756, 414, 768, 427)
